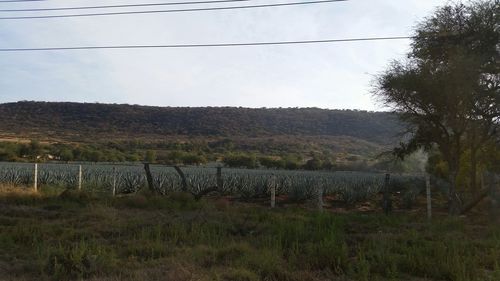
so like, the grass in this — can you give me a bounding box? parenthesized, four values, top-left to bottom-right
(0, 185, 499, 281)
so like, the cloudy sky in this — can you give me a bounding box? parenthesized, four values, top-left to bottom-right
(0, 0, 449, 110)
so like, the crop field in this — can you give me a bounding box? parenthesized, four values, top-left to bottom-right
(0, 162, 428, 206)
(0, 165, 495, 281)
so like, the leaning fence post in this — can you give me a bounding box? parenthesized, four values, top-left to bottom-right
(33, 163, 38, 192)
(143, 163, 155, 193)
(78, 165, 82, 190)
(173, 166, 188, 192)
(426, 174, 432, 220)
(382, 173, 392, 215)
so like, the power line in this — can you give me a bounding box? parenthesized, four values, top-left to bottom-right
(0, 0, 256, 12)
(0, 36, 413, 52)
(0, 0, 347, 20)
(0, 0, 44, 2)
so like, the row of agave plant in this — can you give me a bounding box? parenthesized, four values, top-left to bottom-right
(0, 162, 426, 205)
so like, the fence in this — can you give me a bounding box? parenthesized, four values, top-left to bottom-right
(0, 161, 428, 202)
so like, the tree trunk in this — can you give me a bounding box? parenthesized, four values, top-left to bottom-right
(448, 169, 462, 215)
(460, 187, 489, 215)
(470, 126, 478, 194)
(488, 173, 500, 221)
(447, 140, 463, 215)
(471, 148, 478, 193)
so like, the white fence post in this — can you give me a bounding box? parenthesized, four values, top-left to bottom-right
(317, 186, 324, 211)
(270, 175, 276, 208)
(33, 163, 38, 192)
(78, 165, 82, 191)
(426, 174, 432, 220)
(112, 167, 117, 196)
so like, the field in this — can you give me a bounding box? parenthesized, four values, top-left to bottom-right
(0, 185, 499, 281)
(1, 163, 498, 281)
(0, 162, 428, 207)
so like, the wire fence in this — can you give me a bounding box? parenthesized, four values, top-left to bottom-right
(0, 162, 431, 204)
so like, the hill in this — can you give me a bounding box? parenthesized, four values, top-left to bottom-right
(0, 101, 405, 166)
(0, 101, 402, 143)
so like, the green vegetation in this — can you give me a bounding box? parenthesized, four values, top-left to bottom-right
(0, 138, 419, 172)
(374, 0, 499, 213)
(0, 186, 499, 281)
(0, 102, 401, 144)
(0, 101, 404, 170)
(0, 163, 429, 205)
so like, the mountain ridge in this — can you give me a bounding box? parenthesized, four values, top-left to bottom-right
(0, 101, 403, 145)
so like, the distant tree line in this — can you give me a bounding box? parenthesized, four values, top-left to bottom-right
(0, 101, 402, 145)
(0, 139, 402, 172)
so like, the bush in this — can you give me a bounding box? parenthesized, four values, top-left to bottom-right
(41, 240, 117, 280)
(224, 154, 257, 169)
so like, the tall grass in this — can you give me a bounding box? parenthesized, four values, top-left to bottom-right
(0, 187, 499, 280)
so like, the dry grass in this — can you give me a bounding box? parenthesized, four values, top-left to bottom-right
(0, 184, 41, 200)
(1, 188, 500, 281)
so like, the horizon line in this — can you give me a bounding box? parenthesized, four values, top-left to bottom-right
(3, 100, 390, 113)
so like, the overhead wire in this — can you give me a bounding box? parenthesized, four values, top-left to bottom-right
(0, 0, 45, 2)
(0, 0, 257, 12)
(0, 36, 413, 52)
(0, 0, 348, 20)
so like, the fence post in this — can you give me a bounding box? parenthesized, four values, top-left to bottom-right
(33, 163, 38, 192)
(426, 174, 432, 221)
(173, 166, 188, 192)
(78, 165, 82, 191)
(143, 163, 155, 193)
(216, 167, 223, 190)
(112, 167, 117, 196)
(317, 186, 324, 212)
(270, 175, 276, 208)
(382, 173, 392, 215)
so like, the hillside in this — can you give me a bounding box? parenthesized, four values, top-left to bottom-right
(0, 101, 402, 144)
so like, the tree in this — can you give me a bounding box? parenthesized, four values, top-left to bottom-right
(21, 140, 44, 160)
(304, 157, 323, 170)
(144, 150, 157, 163)
(59, 148, 74, 162)
(374, 1, 499, 214)
(223, 153, 257, 169)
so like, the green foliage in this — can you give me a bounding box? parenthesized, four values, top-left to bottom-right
(157, 150, 207, 165)
(144, 150, 157, 163)
(40, 240, 118, 280)
(0, 162, 425, 205)
(1, 189, 500, 281)
(303, 157, 323, 171)
(374, 0, 499, 213)
(0, 101, 402, 144)
(258, 156, 286, 169)
(58, 148, 74, 162)
(224, 154, 258, 169)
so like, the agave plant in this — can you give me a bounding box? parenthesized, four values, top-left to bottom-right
(0, 162, 426, 203)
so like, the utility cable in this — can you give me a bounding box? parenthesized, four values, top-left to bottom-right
(0, 0, 347, 20)
(0, 36, 412, 52)
(0, 0, 257, 12)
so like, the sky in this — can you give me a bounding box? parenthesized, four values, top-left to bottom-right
(0, 0, 449, 111)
